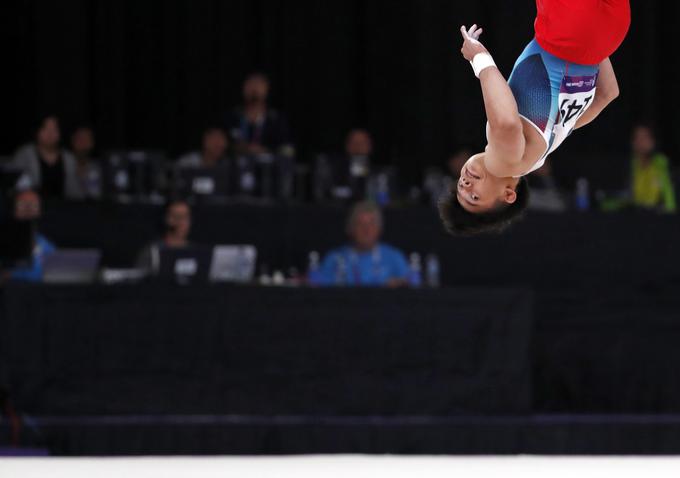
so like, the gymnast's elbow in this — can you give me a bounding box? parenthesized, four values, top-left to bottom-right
(611, 86, 620, 101)
(607, 88, 620, 103)
(489, 118, 522, 138)
(601, 84, 620, 104)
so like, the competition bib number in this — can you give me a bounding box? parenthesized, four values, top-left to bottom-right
(559, 94, 594, 127)
(557, 75, 597, 127)
(548, 74, 598, 156)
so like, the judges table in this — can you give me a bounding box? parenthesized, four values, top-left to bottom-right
(37, 201, 680, 289)
(3, 283, 680, 455)
(4, 204, 680, 454)
(0, 284, 534, 416)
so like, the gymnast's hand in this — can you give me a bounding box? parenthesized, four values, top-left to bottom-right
(460, 24, 488, 61)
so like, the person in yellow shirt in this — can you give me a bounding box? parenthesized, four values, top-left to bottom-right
(630, 124, 676, 213)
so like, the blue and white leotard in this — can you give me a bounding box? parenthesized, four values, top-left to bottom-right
(507, 39, 600, 176)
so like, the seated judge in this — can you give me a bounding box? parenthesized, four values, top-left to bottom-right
(311, 201, 409, 287)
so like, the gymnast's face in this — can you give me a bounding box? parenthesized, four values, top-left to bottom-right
(456, 153, 518, 213)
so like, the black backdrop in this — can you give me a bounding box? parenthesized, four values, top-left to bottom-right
(2, 1, 679, 180)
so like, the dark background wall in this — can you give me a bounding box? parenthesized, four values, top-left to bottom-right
(2, 0, 677, 181)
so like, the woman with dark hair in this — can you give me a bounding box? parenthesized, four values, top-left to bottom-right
(11, 115, 83, 200)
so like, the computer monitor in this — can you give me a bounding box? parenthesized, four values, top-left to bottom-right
(42, 249, 102, 284)
(232, 154, 295, 200)
(209, 245, 257, 283)
(158, 245, 212, 285)
(102, 150, 166, 199)
(176, 166, 231, 198)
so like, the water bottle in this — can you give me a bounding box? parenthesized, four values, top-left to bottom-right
(408, 253, 422, 288)
(271, 270, 285, 286)
(575, 177, 590, 211)
(375, 173, 390, 206)
(425, 254, 441, 288)
(237, 156, 256, 194)
(258, 264, 272, 286)
(240, 247, 257, 283)
(307, 251, 321, 285)
(287, 267, 301, 287)
(335, 256, 347, 286)
(86, 168, 102, 198)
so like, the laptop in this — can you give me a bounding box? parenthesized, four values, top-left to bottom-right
(43, 249, 102, 284)
(209, 245, 257, 283)
(158, 245, 212, 285)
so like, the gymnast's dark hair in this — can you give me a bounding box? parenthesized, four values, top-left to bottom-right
(438, 177, 530, 236)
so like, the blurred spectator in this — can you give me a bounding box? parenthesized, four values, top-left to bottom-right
(527, 163, 567, 212)
(6, 190, 56, 282)
(11, 116, 82, 200)
(447, 148, 473, 178)
(630, 124, 676, 212)
(177, 127, 229, 169)
(346, 128, 373, 158)
(422, 148, 472, 206)
(311, 201, 409, 287)
(226, 73, 294, 157)
(314, 129, 374, 202)
(136, 199, 192, 274)
(70, 126, 102, 199)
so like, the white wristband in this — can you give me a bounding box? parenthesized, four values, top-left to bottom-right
(470, 53, 496, 78)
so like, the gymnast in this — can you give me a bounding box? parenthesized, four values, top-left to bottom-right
(439, 0, 630, 235)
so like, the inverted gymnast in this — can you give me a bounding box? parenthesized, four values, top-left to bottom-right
(439, 0, 630, 235)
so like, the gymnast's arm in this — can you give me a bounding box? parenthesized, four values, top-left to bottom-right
(460, 25, 525, 177)
(574, 58, 620, 130)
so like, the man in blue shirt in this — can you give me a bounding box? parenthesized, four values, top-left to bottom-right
(312, 201, 409, 287)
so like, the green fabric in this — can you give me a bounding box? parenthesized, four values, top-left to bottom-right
(631, 153, 676, 212)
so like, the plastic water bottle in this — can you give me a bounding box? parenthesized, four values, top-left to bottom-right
(237, 156, 256, 194)
(287, 267, 301, 287)
(258, 264, 272, 286)
(272, 270, 285, 286)
(307, 251, 321, 285)
(408, 253, 422, 288)
(335, 256, 347, 286)
(375, 173, 390, 206)
(425, 254, 440, 288)
(575, 178, 590, 211)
